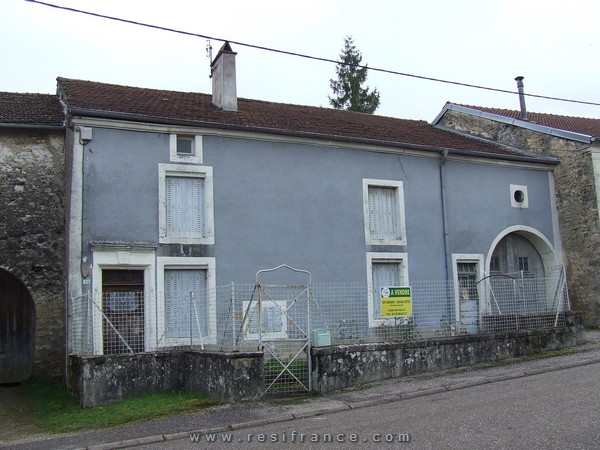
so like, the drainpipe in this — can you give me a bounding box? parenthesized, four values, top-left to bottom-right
(515, 76, 528, 121)
(439, 150, 452, 309)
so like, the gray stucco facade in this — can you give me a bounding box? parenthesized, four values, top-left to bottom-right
(76, 125, 559, 285)
(61, 115, 564, 358)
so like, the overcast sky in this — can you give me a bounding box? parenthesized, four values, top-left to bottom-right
(2, 0, 600, 121)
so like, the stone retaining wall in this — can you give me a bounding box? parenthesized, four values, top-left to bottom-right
(68, 314, 583, 407)
(311, 313, 584, 392)
(68, 350, 263, 408)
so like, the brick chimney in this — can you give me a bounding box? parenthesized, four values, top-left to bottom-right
(211, 42, 237, 111)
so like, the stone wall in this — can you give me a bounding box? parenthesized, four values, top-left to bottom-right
(68, 350, 263, 408)
(67, 319, 582, 407)
(437, 110, 600, 328)
(0, 128, 66, 378)
(312, 313, 584, 392)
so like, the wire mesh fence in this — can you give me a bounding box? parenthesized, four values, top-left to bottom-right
(68, 266, 570, 358)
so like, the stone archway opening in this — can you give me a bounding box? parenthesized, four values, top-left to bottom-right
(490, 233, 545, 277)
(480, 227, 566, 331)
(0, 269, 36, 384)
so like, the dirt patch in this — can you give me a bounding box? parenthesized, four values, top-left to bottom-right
(0, 384, 48, 444)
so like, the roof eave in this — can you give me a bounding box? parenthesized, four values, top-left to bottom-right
(0, 122, 64, 130)
(67, 107, 557, 166)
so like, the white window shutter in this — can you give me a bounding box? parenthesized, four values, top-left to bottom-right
(164, 269, 207, 338)
(166, 177, 204, 238)
(368, 186, 399, 240)
(248, 304, 284, 334)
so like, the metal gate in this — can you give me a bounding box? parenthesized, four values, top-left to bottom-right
(245, 265, 312, 395)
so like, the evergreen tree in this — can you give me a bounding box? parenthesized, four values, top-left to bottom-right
(329, 36, 380, 114)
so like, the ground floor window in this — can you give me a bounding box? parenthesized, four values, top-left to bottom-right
(242, 300, 288, 340)
(366, 252, 409, 327)
(157, 257, 216, 347)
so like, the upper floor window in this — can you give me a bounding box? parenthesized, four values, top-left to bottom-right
(510, 184, 529, 209)
(363, 179, 407, 245)
(159, 164, 214, 244)
(170, 134, 203, 164)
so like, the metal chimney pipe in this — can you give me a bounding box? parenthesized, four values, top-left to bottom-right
(514, 76, 528, 121)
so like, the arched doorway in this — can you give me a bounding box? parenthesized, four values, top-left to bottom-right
(0, 269, 36, 383)
(481, 227, 563, 330)
(486, 226, 558, 278)
(490, 233, 545, 276)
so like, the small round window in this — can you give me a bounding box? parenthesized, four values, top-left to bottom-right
(513, 190, 525, 203)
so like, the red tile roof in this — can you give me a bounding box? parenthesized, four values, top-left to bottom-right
(0, 92, 64, 127)
(460, 105, 600, 138)
(57, 77, 545, 160)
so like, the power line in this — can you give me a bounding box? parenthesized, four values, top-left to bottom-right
(25, 0, 600, 108)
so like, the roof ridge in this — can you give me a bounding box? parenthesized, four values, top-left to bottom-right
(57, 76, 428, 123)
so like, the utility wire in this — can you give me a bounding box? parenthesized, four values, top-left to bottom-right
(25, 0, 600, 108)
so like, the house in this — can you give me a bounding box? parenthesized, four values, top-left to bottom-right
(0, 92, 65, 382)
(58, 43, 568, 363)
(433, 99, 600, 328)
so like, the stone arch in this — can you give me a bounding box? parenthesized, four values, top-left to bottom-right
(485, 225, 558, 277)
(0, 268, 36, 383)
(480, 226, 563, 319)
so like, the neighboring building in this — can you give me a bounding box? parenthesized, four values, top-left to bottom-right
(57, 44, 566, 357)
(433, 102, 600, 328)
(0, 92, 65, 381)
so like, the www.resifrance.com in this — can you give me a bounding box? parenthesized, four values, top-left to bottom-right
(189, 430, 411, 444)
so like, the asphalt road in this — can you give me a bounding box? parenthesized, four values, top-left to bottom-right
(138, 362, 600, 450)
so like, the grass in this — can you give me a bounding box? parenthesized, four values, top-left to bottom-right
(24, 379, 217, 433)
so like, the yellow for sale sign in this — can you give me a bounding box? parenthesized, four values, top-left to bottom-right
(381, 287, 412, 317)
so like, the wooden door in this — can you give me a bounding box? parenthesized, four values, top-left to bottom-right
(0, 269, 35, 383)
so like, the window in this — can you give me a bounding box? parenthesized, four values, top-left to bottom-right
(363, 179, 406, 245)
(510, 184, 529, 208)
(457, 263, 479, 301)
(157, 257, 216, 347)
(164, 269, 207, 339)
(169, 134, 202, 163)
(518, 256, 529, 272)
(159, 164, 214, 244)
(242, 300, 288, 340)
(366, 252, 409, 327)
(176, 136, 193, 155)
(490, 256, 501, 273)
